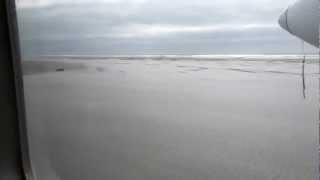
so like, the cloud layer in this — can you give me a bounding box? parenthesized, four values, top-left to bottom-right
(16, 0, 316, 57)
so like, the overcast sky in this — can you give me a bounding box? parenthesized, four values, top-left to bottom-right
(16, 0, 317, 58)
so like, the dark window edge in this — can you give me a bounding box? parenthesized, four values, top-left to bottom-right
(3, 0, 35, 179)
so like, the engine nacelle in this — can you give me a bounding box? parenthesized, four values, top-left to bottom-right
(278, 0, 319, 48)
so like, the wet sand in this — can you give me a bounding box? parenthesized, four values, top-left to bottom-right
(23, 57, 318, 180)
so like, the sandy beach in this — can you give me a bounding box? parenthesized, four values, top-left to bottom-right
(23, 56, 318, 180)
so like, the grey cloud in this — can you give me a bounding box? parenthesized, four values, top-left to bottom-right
(16, 0, 316, 57)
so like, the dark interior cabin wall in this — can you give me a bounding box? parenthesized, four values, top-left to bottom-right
(0, 1, 28, 180)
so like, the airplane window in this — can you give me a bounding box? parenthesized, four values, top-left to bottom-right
(15, 0, 319, 179)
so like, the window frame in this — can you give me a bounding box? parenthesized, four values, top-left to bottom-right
(0, 0, 33, 179)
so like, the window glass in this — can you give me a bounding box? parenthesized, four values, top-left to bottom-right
(15, 0, 319, 179)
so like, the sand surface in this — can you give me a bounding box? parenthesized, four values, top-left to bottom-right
(23, 57, 318, 180)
